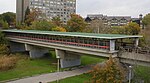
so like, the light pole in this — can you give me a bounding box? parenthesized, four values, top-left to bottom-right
(57, 57, 60, 83)
(129, 66, 132, 83)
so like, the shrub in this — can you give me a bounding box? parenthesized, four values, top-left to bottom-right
(0, 44, 9, 54)
(0, 56, 18, 71)
(87, 56, 125, 83)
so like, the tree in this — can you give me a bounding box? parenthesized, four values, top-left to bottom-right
(88, 56, 125, 83)
(86, 19, 112, 33)
(142, 14, 150, 26)
(111, 26, 126, 34)
(52, 16, 62, 27)
(139, 25, 150, 47)
(1, 12, 16, 26)
(0, 20, 9, 29)
(52, 26, 66, 32)
(25, 8, 42, 26)
(67, 14, 87, 32)
(124, 22, 141, 35)
(24, 6, 30, 26)
(0, 31, 9, 54)
(28, 20, 56, 31)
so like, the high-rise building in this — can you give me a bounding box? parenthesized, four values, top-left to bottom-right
(16, 0, 30, 23)
(16, 0, 76, 24)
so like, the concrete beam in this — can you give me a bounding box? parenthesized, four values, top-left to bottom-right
(56, 49, 81, 68)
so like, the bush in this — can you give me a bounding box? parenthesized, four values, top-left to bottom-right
(0, 56, 18, 71)
(0, 44, 9, 54)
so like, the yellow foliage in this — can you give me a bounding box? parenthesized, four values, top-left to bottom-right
(88, 55, 125, 83)
(52, 27, 66, 32)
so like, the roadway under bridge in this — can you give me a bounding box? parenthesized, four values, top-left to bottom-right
(2, 30, 150, 68)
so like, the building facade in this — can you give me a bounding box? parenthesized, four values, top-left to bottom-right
(16, 0, 76, 24)
(86, 14, 132, 27)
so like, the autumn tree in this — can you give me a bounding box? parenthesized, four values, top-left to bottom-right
(124, 22, 141, 35)
(88, 56, 125, 83)
(52, 26, 66, 32)
(25, 8, 42, 26)
(142, 13, 150, 26)
(67, 14, 87, 32)
(24, 6, 30, 26)
(52, 16, 62, 27)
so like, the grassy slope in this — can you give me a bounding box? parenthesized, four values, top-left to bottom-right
(133, 66, 150, 83)
(0, 56, 57, 81)
(0, 52, 106, 81)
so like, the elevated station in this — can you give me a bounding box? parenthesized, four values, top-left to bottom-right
(3, 30, 149, 68)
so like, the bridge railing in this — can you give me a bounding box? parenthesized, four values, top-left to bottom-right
(118, 46, 150, 57)
(6, 34, 110, 50)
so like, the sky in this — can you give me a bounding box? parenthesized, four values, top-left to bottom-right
(0, 0, 150, 18)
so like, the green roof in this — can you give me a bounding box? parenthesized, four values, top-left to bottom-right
(2, 29, 142, 39)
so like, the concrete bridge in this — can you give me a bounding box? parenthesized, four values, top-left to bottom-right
(2, 30, 150, 68)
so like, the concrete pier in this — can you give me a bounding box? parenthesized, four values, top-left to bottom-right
(56, 49, 81, 68)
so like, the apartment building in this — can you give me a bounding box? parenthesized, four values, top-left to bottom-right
(16, 0, 76, 24)
(86, 14, 132, 27)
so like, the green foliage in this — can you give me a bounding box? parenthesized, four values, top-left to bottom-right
(67, 14, 87, 32)
(0, 31, 8, 44)
(88, 56, 125, 83)
(16, 23, 29, 30)
(0, 20, 9, 29)
(1, 12, 16, 25)
(0, 32, 9, 55)
(142, 14, 150, 26)
(28, 20, 56, 31)
(111, 26, 126, 34)
(124, 22, 141, 35)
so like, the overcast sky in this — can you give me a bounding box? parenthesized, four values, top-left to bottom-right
(0, 0, 150, 18)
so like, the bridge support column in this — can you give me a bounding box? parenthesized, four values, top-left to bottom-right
(26, 44, 49, 58)
(9, 42, 26, 52)
(135, 38, 139, 47)
(110, 40, 116, 51)
(55, 49, 81, 68)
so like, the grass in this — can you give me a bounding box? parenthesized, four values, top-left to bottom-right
(133, 66, 150, 83)
(51, 66, 150, 83)
(51, 73, 91, 83)
(0, 52, 57, 81)
(0, 52, 106, 81)
(81, 55, 106, 66)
